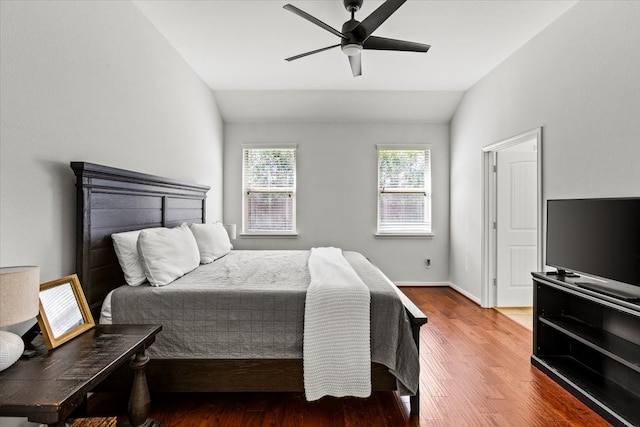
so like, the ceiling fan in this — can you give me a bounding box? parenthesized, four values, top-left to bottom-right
(283, 0, 430, 77)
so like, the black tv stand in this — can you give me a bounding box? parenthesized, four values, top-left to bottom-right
(575, 281, 640, 302)
(546, 269, 580, 278)
(532, 272, 640, 426)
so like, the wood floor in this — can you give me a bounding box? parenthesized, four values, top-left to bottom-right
(494, 306, 533, 330)
(403, 287, 608, 426)
(82, 286, 610, 427)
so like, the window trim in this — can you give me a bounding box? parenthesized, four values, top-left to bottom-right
(242, 143, 298, 236)
(376, 144, 432, 236)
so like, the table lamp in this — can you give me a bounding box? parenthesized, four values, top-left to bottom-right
(0, 266, 40, 371)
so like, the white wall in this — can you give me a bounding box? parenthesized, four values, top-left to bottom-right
(449, 1, 640, 300)
(224, 121, 450, 284)
(0, 0, 224, 281)
(0, 2, 223, 423)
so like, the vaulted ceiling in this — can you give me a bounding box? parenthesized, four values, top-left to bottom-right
(133, 0, 578, 122)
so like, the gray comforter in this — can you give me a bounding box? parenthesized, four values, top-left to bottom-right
(110, 250, 419, 394)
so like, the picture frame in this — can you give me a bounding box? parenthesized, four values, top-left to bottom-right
(36, 274, 95, 349)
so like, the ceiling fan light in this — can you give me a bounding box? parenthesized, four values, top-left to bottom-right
(341, 43, 362, 56)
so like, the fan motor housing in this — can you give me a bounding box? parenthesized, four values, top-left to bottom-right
(344, 0, 363, 12)
(342, 19, 365, 43)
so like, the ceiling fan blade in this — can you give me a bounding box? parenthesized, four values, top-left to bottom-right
(356, 0, 406, 41)
(285, 44, 341, 62)
(348, 54, 362, 77)
(283, 4, 347, 39)
(363, 36, 430, 53)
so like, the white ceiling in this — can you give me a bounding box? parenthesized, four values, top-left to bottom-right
(133, 0, 578, 122)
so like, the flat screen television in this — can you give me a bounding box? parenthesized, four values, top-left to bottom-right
(546, 198, 640, 301)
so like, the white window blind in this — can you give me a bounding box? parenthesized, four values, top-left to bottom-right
(243, 146, 296, 234)
(377, 146, 431, 234)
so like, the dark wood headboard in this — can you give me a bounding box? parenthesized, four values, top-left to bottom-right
(71, 162, 210, 317)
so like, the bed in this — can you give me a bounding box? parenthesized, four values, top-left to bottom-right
(71, 161, 427, 416)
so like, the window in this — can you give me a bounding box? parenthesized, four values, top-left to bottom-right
(377, 145, 431, 235)
(242, 145, 297, 235)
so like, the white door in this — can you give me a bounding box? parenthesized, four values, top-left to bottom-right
(496, 150, 537, 307)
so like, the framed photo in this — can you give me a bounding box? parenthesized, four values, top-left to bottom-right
(36, 274, 95, 349)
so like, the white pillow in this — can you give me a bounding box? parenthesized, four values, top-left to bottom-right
(189, 222, 232, 264)
(112, 229, 160, 286)
(137, 223, 201, 286)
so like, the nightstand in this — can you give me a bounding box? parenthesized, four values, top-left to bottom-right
(0, 324, 162, 427)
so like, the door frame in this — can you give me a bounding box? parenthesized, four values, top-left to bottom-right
(480, 127, 543, 308)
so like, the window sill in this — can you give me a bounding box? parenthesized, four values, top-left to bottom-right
(375, 233, 434, 239)
(239, 233, 299, 239)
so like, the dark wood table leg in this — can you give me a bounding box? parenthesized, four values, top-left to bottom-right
(127, 350, 161, 427)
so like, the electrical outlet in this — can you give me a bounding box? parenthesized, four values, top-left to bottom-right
(425, 258, 431, 269)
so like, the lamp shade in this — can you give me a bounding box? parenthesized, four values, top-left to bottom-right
(0, 266, 40, 327)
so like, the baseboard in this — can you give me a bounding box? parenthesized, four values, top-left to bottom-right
(395, 282, 450, 287)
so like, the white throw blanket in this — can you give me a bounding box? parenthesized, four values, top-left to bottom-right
(303, 247, 371, 400)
